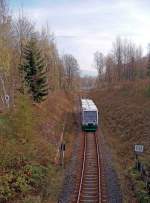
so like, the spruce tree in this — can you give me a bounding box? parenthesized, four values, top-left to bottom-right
(21, 38, 48, 102)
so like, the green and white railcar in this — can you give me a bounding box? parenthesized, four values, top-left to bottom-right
(81, 99, 98, 132)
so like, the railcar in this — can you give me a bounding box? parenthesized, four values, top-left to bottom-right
(81, 99, 98, 132)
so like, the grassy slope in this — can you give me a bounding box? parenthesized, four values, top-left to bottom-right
(90, 80, 150, 201)
(35, 91, 76, 203)
(0, 91, 76, 203)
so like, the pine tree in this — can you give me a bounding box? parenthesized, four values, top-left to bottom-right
(21, 38, 48, 102)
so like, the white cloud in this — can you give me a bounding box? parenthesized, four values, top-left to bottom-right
(14, 0, 150, 75)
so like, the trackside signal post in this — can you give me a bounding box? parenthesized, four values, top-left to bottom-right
(59, 115, 67, 168)
(60, 143, 66, 167)
(54, 115, 67, 167)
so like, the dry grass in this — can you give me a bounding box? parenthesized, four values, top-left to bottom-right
(90, 80, 150, 201)
(34, 91, 77, 202)
(0, 91, 77, 203)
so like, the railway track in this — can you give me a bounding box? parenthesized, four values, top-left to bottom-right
(72, 132, 107, 203)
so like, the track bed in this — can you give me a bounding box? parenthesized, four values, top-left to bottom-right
(72, 132, 107, 203)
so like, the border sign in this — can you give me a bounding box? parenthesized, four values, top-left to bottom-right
(134, 144, 144, 153)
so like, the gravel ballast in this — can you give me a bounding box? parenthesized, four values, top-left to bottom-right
(59, 100, 122, 203)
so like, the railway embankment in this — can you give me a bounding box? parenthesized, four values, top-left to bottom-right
(0, 91, 77, 203)
(58, 96, 82, 203)
(90, 80, 150, 202)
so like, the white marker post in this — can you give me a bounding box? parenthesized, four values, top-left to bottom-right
(134, 144, 144, 154)
(134, 144, 144, 170)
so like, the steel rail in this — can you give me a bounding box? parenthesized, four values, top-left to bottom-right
(95, 132, 102, 203)
(76, 132, 86, 203)
(76, 132, 103, 203)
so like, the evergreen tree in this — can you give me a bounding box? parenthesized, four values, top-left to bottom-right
(21, 38, 48, 102)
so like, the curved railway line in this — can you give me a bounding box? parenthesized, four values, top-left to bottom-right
(72, 132, 107, 203)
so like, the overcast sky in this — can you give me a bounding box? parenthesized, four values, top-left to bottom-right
(11, 0, 150, 76)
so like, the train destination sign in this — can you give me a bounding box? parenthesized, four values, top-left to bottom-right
(134, 144, 144, 153)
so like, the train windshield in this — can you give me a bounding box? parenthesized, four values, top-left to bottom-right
(84, 111, 97, 123)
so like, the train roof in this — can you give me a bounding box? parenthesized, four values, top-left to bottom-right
(81, 99, 98, 111)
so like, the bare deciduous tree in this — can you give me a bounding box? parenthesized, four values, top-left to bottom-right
(94, 37, 145, 86)
(147, 44, 150, 77)
(0, 0, 12, 109)
(63, 54, 79, 90)
(13, 11, 35, 63)
(112, 37, 123, 81)
(105, 55, 114, 84)
(94, 51, 104, 85)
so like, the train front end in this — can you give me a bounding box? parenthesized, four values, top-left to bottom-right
(81, 99, 98, 132)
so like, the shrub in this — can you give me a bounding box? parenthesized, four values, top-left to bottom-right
(0, 173, 14, 201)
(129, 167, 150, 202)
(145, 85, 150, 97)
(0, 164, 50, 202)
